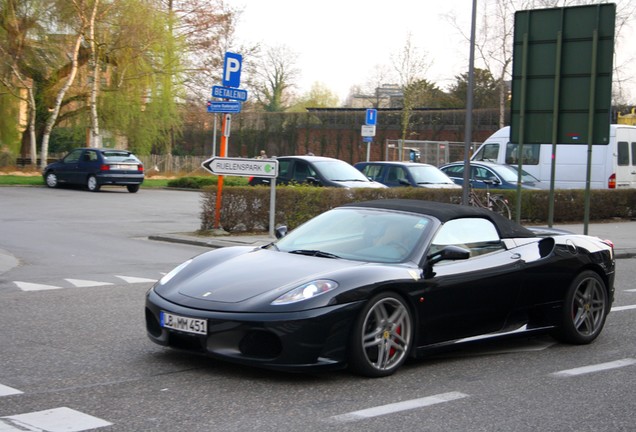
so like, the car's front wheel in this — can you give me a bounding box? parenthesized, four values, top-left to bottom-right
(348, 292, 413, 377)
(45, 172, 58, 188)
(553, 270, 608, 344)
(87, 175, 100, 192)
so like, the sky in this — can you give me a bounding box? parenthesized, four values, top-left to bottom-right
(226, 0, 636, 104)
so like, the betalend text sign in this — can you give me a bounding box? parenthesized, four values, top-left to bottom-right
(202, 157, 278, 178)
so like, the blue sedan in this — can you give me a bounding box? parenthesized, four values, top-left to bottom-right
(439, 161, 547, 189)
(43, 148, 144, 192)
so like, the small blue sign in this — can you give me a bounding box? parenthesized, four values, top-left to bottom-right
(363, 136, 373, 142)
(212, 85, 248, 102)
(222, 52, 242, 88)
(207, 101, 242, 113)
(365, 109, 377, 126)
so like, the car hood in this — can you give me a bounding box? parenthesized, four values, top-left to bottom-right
(155, 247, 360, 307)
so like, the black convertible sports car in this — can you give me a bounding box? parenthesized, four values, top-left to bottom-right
(145, 199, 615, 377)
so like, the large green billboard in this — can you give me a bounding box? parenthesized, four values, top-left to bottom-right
(510, 4, 615, 145)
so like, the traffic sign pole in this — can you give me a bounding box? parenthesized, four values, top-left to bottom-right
(214, 113, 230, 230)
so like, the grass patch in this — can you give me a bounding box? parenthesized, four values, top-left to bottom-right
(0, 175, 175, 188)
(0, 175, 44, 186)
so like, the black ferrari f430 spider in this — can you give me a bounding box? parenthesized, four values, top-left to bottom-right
(146, 199, 615, 377)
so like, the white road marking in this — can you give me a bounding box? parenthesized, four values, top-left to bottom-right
(625, 289, 636, 292)
(13, 281, 63, 291)
(13, 275, 158, 291)
(65, 279, 113, 288)
(552, 358, 636, 377)
(1, 407, 111, 432)
(612, 304, 636, 312)
(0, 384, 22, 397)
(115, 275, 157, 283)
(329, 391, 468, 423)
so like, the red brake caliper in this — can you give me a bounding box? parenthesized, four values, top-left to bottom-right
(389, 326, 401, 357)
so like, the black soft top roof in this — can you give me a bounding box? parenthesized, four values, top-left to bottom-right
(345, 199, 536, 239)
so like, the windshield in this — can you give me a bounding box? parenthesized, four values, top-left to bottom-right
(409, 166, 455, 184)
(102, 151, 140, 163)
(275, 207, 432, 263)
(313, 160, 370, 182)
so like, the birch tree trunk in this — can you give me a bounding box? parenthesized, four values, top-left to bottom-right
(88, 0, 101, 148)
(39, 31, 84, 170)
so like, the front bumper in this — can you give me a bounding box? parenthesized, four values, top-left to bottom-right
(145, 288, 363, 372)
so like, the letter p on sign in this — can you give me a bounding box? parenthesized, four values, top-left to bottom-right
(223, 52, 242, 88)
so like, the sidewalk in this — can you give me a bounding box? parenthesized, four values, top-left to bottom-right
(150, 220, 636, 259)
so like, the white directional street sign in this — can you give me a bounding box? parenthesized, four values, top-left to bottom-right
(202, 157, 279, 178)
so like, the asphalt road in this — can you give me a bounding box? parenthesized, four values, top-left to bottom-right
(1, 186, 635, 432)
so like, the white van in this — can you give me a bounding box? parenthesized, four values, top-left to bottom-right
(471, 125, 636, 189)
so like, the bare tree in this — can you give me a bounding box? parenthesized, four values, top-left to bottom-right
(391, 33, 431, 147)
(249, 44, 300, 112)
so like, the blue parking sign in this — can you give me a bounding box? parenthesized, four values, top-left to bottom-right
(223, 52, 242, 88)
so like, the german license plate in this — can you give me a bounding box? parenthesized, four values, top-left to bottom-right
(160, 311, 207, 335)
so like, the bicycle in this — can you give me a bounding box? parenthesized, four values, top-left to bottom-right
(469, 179, 512, 219)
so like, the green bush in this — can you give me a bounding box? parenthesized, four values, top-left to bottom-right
(199, 186, 636, 234)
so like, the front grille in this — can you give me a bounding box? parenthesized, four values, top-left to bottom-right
(239, 330, 282, 359)
(169, 333, 206, 352)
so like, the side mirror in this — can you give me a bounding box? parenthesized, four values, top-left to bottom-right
(427, 245, 470, 266)
(275, 225, 288, 239)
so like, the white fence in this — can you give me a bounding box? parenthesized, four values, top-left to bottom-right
(137, 155, 208, 175)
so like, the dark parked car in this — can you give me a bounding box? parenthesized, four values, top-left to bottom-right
(43, 148, 144, 193)
(439, 160, 547, 189)
(249, 155, 386, 188)
(355, 161, 460, 189)
(146, 199, 615, 377)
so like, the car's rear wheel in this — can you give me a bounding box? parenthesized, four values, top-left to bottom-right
(45, 172, 58, 188)
(127, 184, 140, 193)
(553, 270, 608, 344)
(87, 175, 100, 192)
(349, 292, 413, 377)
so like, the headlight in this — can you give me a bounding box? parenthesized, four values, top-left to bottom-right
(159, 259, 192, 285)
(271, 280, 338, 305)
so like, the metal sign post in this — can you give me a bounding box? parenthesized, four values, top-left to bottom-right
(202, 156, 279, 237)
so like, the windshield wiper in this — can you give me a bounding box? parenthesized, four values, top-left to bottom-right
(331, 179, 365, 182)
(288, 249, 340, 259)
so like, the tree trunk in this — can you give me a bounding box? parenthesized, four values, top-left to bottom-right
(88, 0, 101, 148)
(40, 31, 84, 170)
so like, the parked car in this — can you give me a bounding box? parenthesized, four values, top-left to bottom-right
(146, 199, 615, 377)
(43, 148, 144, 193)
(439, 160, 547, 189)
(249, 156, 386, 188)
(354, 161, 460, 189)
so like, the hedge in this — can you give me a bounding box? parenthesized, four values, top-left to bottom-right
(199, 186, 636, 233)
